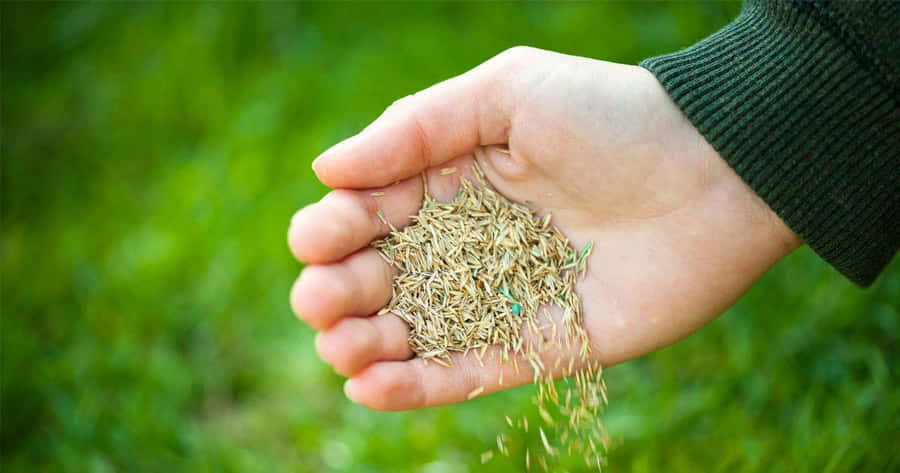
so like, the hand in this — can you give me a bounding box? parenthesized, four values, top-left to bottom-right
(287, 46, 801, 411)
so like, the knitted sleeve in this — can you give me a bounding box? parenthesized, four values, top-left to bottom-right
(641, 0, 899, 287)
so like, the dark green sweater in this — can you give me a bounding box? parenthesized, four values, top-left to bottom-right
(641, 0, 899, 287)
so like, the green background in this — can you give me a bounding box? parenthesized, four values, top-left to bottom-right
(3, 2, 898, 472)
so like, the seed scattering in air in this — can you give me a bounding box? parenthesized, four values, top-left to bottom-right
(372, 162, 609, 470)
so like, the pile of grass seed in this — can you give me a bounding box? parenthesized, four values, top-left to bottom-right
(373, 163, 608, 470)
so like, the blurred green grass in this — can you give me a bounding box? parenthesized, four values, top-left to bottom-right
(2, 3, 897, 472)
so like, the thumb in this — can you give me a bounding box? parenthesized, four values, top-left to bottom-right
(312, 48, 524, 189)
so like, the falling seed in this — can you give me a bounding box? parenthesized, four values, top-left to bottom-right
(481, 451, 494, 463)
(539, 427, 556, 456)
(538, 405, 554, 425)
(440, 166, 457, 175)
(467, 386, 485, 400)
(370, 192, 385, 197)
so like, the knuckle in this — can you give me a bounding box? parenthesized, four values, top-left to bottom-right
(328, 351, 357, 377)
(328, 275, 354, 316)
(496, 45, 536, 64)
(323, 189, 359, 213)
(335, 217, 357, 253)
(480, 145, 531, 181)
(408, 108, 432, 166)
(354, 194, 385, 236)
(371, 376, 405, 410)
(346, 319, 379, 358)
(293, 266, 347, 329)
(360, 364, 424, 411)
(317, 322, 367, 376)
(407, 365, 427, 409)
(372, 265, 395, 309)
(337, 264, 364, 316)
(327, 189, 378, 241)
(381, 316, 412, 359)
(387, 94, 416, 113)
(460, 364, 482, 395)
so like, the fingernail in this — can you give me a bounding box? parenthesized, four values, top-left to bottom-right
(343, 379, 359, 403)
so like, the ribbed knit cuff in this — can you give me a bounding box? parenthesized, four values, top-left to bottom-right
(641, 0, 899, 287)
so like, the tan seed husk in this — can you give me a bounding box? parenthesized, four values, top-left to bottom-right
(372, 162, 608, 470)
(467, 385, 485, 400)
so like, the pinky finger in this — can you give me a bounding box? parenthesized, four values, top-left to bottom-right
(343, 345, 571, 411)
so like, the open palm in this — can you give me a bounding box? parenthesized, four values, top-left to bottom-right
(288, 47, 799, 410)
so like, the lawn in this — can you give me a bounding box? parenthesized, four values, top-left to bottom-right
(2, 3, 898, 472)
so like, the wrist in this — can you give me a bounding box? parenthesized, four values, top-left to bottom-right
(641, 65, 802, 270)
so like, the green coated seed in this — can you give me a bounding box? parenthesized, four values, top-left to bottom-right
(511, 304, 521, 315)
(577, 241, 593, 264)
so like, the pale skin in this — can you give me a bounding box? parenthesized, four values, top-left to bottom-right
(287, 47, 802, 411)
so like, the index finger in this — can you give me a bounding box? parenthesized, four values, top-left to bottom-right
(312, 51, 516, 189)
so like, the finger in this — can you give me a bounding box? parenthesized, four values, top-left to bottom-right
(289, 157, 483, 331)
(288, 156, 480, 264)
(315, 313, 412, 377)
(311, 53, 517, 189)
(344, 303, 590, 410)
(344, 342, 583, 411)
(288, 175, 422, 265)
(290, 248, 394, 330)
(341, 351, 523, 411)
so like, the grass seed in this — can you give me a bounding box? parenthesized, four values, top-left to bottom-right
(372, 162, 608, 470)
